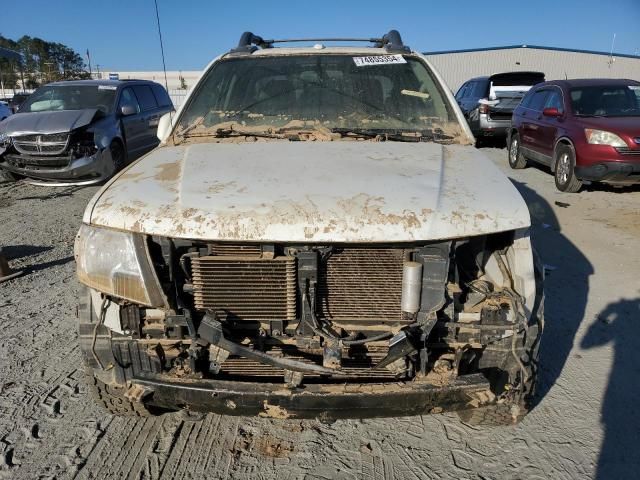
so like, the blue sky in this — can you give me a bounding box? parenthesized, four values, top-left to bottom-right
(2, 0, 639, 71)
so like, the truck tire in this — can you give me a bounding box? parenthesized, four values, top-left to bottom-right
(458, 250, 544, 426)
(85, 369, 160, 417)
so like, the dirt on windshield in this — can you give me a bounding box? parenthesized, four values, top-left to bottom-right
(171, 119, 342, 145)
(170, 117, 471, 146)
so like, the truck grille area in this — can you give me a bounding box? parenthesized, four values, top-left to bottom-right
(217, 345, 395, 380)
(189, 245, 407, 324)
(191, 255, 296, 321)
(318, 248, 404, 322)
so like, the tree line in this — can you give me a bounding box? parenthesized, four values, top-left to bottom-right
(0, 34, 90, 90)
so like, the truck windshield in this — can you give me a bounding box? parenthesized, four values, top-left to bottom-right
(176, 54, 463, 140)
(20, 85, 117, 115)
(571, 85, 640, 117)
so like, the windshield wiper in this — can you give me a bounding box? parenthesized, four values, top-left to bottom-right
(180, 127, 287, 140)
(212, 127, 286, 139)
(331, 127, 455, 143)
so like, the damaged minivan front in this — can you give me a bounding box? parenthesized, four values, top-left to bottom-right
(0, 80, 172, 185)
(75, 31, 544, 424)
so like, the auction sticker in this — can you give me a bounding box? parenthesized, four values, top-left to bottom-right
(353, 54, 407, 67)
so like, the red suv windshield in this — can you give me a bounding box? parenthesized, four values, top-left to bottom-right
(570, 85, 640, 117)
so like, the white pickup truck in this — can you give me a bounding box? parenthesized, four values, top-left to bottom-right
(75, 30, 543, 425)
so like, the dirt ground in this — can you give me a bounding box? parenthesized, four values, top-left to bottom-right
(1, 147, 639, 479)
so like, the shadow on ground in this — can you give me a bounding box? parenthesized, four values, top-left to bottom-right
(510, 181, 593, 409)
(582, 298, 640, 479)
(1, 245, 52, 259)
(17, 184, 87, 200)
(0, 245, 73, 274)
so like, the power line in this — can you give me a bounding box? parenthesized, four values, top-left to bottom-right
(154, 0, 169, 93)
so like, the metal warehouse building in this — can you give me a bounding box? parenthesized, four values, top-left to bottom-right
(423, 45, 640, 92)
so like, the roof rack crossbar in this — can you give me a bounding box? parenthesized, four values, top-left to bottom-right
(230, 30, 409, 54)
(265, 37, 382, 45)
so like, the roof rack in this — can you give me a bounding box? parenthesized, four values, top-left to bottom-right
(230, 29, 409, 54)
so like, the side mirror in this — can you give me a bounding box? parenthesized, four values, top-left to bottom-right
(120, 104, 137, 116)
(157, 112, 175, 142)
(542, 107, 562, 118)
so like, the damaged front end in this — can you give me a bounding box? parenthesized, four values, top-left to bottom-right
(76, 226, 543, 421)
(0, 122, 115, 186)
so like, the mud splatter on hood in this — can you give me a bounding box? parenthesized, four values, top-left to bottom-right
(85, 142, 530, 242)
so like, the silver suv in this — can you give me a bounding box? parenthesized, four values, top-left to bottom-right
(455, 72, 545, 143)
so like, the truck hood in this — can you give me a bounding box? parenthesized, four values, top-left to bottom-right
(86, 142, 531, 242)
(0, 109, 98, 136)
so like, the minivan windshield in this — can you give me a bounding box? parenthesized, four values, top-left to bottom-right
(571, 85, 640, 117)
(20, 85, 117, 114)
(175, 54, 464, 142)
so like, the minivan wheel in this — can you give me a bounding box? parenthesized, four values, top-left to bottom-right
(110, 140, 126, 173)
(554, 145, 582, 193)
(508, 134, 527, 169)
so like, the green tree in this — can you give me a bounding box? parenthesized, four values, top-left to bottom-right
(0, 36, 20, 89)
(0, 34, 90, 90)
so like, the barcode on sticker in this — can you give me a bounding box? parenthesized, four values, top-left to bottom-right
(353, 54, 407, 67)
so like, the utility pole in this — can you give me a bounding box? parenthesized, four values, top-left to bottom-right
(86, 49, 92, 77)
(607, 33, 616, 68)
(0, 64, 5, 99)
(44, 62, 54, 83)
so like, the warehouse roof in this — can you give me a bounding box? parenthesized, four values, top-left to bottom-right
(423, 44, 640, 60)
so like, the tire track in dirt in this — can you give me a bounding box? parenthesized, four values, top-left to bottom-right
(76, 417, 159, 479)
(2, 154, 640, 478)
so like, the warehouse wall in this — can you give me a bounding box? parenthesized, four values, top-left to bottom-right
(424, 47, 640, 93)
(103, 47, 640, 98)
(96, 70, 202, 90)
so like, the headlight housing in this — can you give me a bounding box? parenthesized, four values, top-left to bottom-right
(0, 131, 10, 147)
(584, 129, 626, 147)
(75, 224, 165, 306)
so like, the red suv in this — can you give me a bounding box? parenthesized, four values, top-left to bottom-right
(508, 79, 640, 192)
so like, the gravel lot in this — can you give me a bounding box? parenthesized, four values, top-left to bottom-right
(1, 147, 639, 479)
